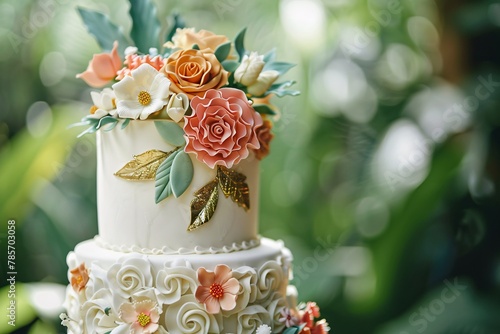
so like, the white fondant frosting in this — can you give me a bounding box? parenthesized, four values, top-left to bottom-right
(96, 120, 259, 251)
(64, 238, 294, 334)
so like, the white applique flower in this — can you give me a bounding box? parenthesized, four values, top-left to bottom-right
(87, 88, 116, 119)
(118, 297, 162, 334)
(113, 64, 171, 120)
(234, 52, 265, 86)
(255, 324, 272, 334)
(247, 70, 279, 96)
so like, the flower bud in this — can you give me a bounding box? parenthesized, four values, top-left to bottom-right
(166, 93, 190, 122)
(247, 70, 279, 96)
(234, 52, 265, 86)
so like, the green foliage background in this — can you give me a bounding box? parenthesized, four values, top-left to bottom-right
(0, 0, 499, 333)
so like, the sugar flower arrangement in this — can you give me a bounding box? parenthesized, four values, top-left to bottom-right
(74, 1, 298, 231)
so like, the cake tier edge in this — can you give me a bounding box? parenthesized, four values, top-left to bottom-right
(63, 238, 297, 334)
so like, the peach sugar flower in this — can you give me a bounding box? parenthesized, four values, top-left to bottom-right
(184, 88, 263, 169)
(162, 49, 228, 99)
(253, 119, 274, 160)
(77, 41, 122, 88)
(116, 53, 166, 80)
(70, 262, 89, 293)
(165, 28, 230, 53)
(195, 264, 239, 314)
(119, 298, 161, 334)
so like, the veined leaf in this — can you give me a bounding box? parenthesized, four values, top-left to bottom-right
(188, 179, 219, 231)
(222, 60, 240, 73)
(217, 166, 250, 211)
(165, 13, 186, 44)
(77, 8, 131, 55)
(234, 27, 247, 61)
(115, 149, 169, 180)
(155, 148, 181, 203)
(263, 61, 295, 75)
(265, 80, 300, 97)
(253, 104, 277, 116)
(170, 151, 194, 198)
(154, 121, 185, 147)
(214, 42, 232, 62)
(129, 0, 161, 52)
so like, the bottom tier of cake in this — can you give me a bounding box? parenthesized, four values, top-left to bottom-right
(62, 238, 302, 334)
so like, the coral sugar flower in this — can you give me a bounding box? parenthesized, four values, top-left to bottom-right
(195, 264, 239, 314)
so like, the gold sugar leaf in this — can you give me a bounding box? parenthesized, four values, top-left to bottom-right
(188, 179, 219, 231)
(114, 149, 169, 180)
(217, 166, 250, 211)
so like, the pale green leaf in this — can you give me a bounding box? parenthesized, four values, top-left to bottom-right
(129, 0, 161, 52)
(170, 151, 194, 198)
(264, 61, 295, 75)
(222, 60, 240, 73)
(77, 7, 131, 54)
(154, 149, 180, 203)
(154, 121, 185, 147)
(234, 27, 247, 61)
(214, 42, 232, 62)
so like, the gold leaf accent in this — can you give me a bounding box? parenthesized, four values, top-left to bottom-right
(188, 179, 219, 231)
(114, 149, 169, 180)
(217, 166, 250, 211)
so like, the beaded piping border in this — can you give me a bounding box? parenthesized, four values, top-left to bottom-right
(94, 235, 261, 255)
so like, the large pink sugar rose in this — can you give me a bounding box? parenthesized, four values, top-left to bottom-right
(184, 88, 263, 168)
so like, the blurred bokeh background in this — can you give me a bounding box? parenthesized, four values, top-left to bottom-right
(1, 0, 500, 333)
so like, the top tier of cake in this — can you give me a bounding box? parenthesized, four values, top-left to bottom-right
(96, 120, 260, 253)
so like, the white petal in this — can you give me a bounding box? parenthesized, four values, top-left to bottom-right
(113, 75, 137, 100)
(131, 64, 159, 87)
(117, 100, 143, 119)
(140, 100, 165, 120)
(90, 91, 102, 106)
(149, 74, 171, 100)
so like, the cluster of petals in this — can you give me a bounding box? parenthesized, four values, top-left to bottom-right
(184, 88, 262, 168)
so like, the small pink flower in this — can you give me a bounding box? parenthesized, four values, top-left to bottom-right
(69, 262, 89, 293)
(279, 308, 299, 328)
(116, 54, 166, 80)
(77, 41, 122, 87)
(195, 264, 239, 314)
(119, 299, 160, 334)
(184, 88, 263, 168)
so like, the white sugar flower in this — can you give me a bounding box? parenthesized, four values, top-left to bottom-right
(234, 52, 265, 86)
(255, 324, 272, 334)
(247, 70, 279, 97)
(113, 63, 171, 120)
(88, 88, 117, 119)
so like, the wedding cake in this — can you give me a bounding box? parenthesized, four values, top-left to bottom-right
(61, 2, 329, 333)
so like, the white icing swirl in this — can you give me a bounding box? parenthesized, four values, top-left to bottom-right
(81, 288, 119, 334)
(155, 265, 197, 305)
(107, 257, 152, 299)
(256, 261, 284, 302)
(164, 295, 222, 334)
(236, 305, 271, 334)
(94, 235, 260, 255)
(85, 263, 108, 300)
(225, 266, 257, 316)
(266, 293, 287, 333)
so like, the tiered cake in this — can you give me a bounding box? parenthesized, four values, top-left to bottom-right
(61, 3, 329, 334)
